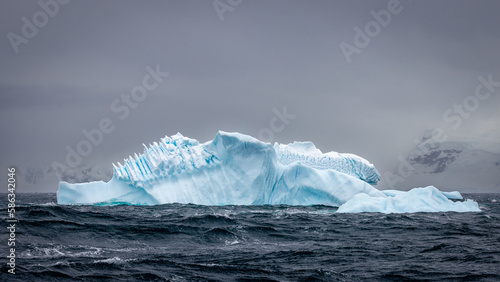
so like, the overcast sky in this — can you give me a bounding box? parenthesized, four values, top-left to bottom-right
(1, 0, 499, 193)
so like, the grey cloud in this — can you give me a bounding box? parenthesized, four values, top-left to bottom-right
(1, 0, 499, 192)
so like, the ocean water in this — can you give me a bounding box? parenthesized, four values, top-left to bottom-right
(1, 193, 500, 281)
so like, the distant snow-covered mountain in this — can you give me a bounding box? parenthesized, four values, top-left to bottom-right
(386, 134, 500, 193)
(17, 164, 113, 192)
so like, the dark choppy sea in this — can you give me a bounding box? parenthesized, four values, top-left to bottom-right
(1, 193, 500, 281)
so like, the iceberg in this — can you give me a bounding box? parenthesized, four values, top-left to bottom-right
(337, 186, 480, 213)
(58, 131, 383, 205)
(382, 189, 463, 200)
(57, 131, 480, 213)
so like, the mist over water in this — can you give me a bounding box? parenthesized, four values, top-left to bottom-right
(1, 193, 499, 281)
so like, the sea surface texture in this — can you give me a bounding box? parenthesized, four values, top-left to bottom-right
(1, 193, 499, 281)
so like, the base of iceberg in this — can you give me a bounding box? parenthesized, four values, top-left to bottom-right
(57, 131, 480, 213)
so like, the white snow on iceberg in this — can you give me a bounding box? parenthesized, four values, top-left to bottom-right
(57, 131, 480, 213)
